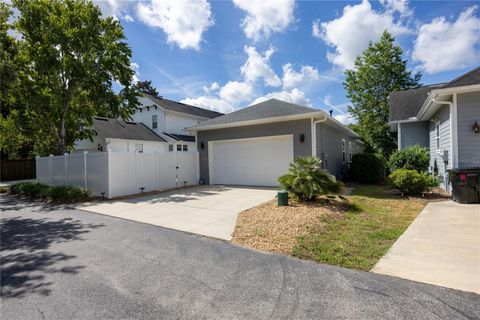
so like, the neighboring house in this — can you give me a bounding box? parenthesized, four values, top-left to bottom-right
(75, 94, 223, 154)
(188, 98, 363, 187)
(389, 66, 480, 191)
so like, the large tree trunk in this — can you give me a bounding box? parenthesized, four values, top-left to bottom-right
(57, 96, 69, 155)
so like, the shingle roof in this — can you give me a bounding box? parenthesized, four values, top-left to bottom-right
(441, 66, 480, 89)
(143, 94, 223, 119)
(163, 133, 196, 142)
(388, 84, 444, 122)
(192, 98, 320, 128)
(93, 117, 165, 142)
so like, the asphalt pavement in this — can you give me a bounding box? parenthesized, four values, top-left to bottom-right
(1, 195, 479, 320)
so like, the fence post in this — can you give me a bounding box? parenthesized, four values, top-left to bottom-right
(64, 153, 68, 186)
(83, 151, 88, 190)
(49, 154, 54, 185)
(154, 151, 158, 190)
(106, 149, 111, 199)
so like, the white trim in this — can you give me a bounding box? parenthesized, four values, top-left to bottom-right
(398, 122, 402, 150)
(189, 111, 326, 132)
(311, 115, 328, 157)
(208, 134, 294, 186)
(452, 93, 459, 167)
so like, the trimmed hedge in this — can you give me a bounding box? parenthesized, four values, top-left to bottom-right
(10, 182, 89, 202)
(388, 145, 429, 173)
(389, 169, 439, 196)
(349, 153, 385, 184)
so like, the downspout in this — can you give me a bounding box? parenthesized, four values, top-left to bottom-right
(432, 97, 455, 168)
(311, 114, 327, 158)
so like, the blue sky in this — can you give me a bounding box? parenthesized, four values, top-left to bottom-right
(97, 0, 480, 123)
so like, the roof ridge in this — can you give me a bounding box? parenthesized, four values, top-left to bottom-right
(143, 93, 224, 115)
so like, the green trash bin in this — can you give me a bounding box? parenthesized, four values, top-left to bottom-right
(277, 190, 288, 206)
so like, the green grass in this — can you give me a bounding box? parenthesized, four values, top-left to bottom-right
(292, 185, 427, 270)
(9, 182, 90, 203)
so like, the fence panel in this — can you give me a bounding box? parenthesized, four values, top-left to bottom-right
(51, 156, 66, 186)
(108, 152, 136, 198)
(156, 153, 178, 189)
(0, 159, 36, 181)
(36, 157, 51, 184)
(66, 153, 85, 187)
(136, 153, 156, 194)
(86, 152, 108, 196)
(177, 153, 198, 187)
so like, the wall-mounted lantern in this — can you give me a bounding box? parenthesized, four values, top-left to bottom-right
(97, 143, 103, 151)
(299, 134, 305, 143)
(200, 142, 205, 149)
(473, 121, 480, 134)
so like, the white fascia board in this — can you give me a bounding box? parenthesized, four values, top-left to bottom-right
(164, 109, 209, 120)
(324, 115, 361, 138)
(187, 111, 327, 132)
(416, 84, 480, 120)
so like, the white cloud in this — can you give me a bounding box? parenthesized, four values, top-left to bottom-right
(136, 0, 214, 50)
(379, 0, 412, 16)
(94, 0, 132, 21)
(241, 46, 282, 87)
(130, 62, 140, 83)
(334, 114, 353, 125)
(322, 95, 353, 125)
(282, 63, 319, 89)
(252, 88, 309, 106)
(219, 81, 253, 104)
(202, 82, 220, 94)
(412, 6, 480, 74)
(313, 0, 410, 69)
(181, 96, 236, 114)
(233, 0, 295, 41)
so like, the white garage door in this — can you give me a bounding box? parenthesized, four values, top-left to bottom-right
(209, 135, 294, 187)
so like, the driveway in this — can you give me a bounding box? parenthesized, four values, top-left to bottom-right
(77, 185, 276, 240)
(372, 201, 480, 294)
(1, 197, 479, 320)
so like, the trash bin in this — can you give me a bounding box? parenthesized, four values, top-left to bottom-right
(448, 168, 480, 204)
(277, 190, 289, 206)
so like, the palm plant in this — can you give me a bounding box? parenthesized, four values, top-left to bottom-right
(278, 156, 340, 202)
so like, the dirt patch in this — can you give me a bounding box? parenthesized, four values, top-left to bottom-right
(232, 197, 351, 254)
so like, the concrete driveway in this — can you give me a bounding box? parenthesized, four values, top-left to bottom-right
(372, 201, 480, 294)
(77, 185, 276, 240)
(2, 196, 479, 320)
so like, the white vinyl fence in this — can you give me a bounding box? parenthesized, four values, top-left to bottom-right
(36, 150, 198, 198)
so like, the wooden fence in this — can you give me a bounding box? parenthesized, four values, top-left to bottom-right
(0, 159, 36, 181)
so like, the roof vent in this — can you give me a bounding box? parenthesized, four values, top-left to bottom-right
(329, 110, 333, 117)
(176, 102, 186, 106)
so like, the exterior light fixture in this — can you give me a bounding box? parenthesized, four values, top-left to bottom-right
(473, 121, 480, 134)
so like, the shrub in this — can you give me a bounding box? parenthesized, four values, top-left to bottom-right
(349, 153, 385, 184)
(278, 156, 340, 202)
(10, 182, 89, 202)
(389, 169, 439, 196)
(388, 145, 429, 173)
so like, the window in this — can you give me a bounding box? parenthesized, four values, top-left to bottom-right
(177, 144, 182, 151)
(182, 145, 188, 152)
(436, 122, 440, 150)
(349, 141, 352, 162)
(152, 115, 158, 129)
(135, 143, 143, 153)
(168, 144, 173, 152)
(342, 139, 346, 162)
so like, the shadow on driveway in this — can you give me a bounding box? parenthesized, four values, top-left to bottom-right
(1, 199, 104, 298)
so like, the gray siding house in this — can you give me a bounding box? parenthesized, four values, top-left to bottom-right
(389, 67, 480, 191)
(188, 99, 362, 187)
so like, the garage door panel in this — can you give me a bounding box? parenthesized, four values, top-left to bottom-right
(210, 135, 293, 187)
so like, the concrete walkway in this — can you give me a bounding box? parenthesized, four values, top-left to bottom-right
(77, 185, 276, 240)
(372, 201, 480, 294)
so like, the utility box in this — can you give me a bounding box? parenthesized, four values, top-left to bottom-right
(449, 168, 480, 204)
(277, 190, 289, 206)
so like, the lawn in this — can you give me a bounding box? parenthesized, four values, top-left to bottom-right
(232, 185, 428, 270)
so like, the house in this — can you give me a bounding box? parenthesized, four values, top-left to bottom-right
(389, 66, 480, 191)
(75, 93, 223, 154)
(188, 98, 363, 187)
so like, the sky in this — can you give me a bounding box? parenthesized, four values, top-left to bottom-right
(95, 0, 480, 124)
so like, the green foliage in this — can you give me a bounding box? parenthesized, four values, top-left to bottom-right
(349, 153, 385, 184)
(388, 145, 429, 173)
(10, 181, 89, 202)
(136, 80, 160, 98)
(4, 0, 139, 156)
(344, 31, 421, 159)
(278, 157, 340, 202)
(389, 169, 439, 196)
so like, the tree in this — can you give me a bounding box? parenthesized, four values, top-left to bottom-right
(344, 31, 421, 159)
(136, 80, 160, 98)
(11, 0, 139, 155)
